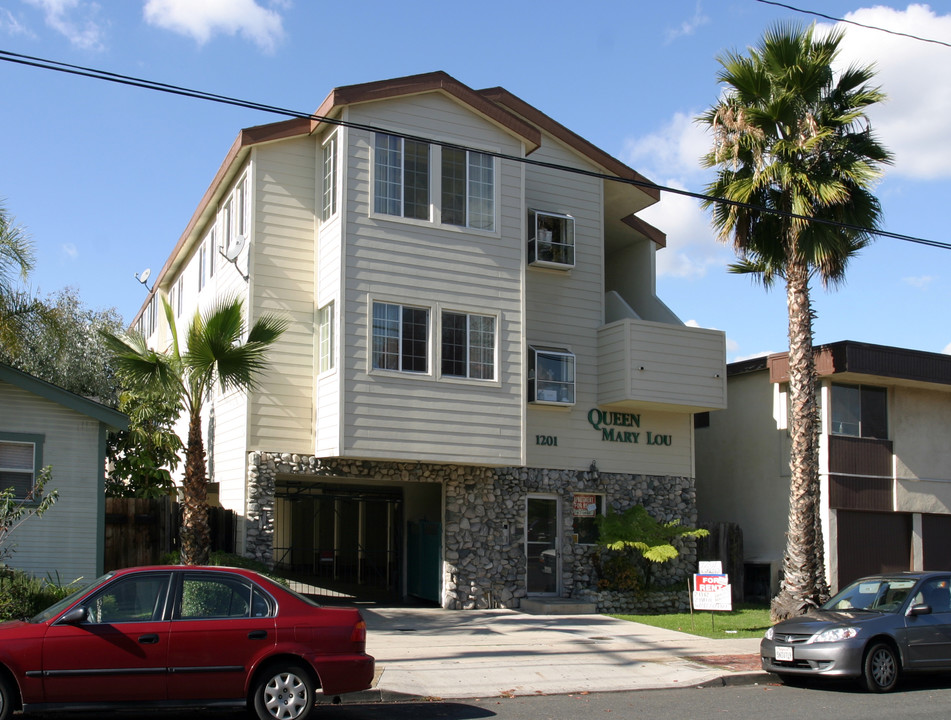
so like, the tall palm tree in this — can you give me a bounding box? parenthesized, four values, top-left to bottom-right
(0, 201, 42, 354)
(698, 23, 892, 621)
(104, 296, 287, 565)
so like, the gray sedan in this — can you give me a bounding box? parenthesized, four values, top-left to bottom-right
(761, 571, 951, 692)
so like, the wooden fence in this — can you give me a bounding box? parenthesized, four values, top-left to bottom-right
(104, 497, 236, 571)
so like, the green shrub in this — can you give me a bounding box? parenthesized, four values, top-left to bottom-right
(0, 566, 82, 621)
(595, 552, 643, 594)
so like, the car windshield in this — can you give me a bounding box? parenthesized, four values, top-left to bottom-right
(29, 573, 114, 623)
(822, 577, 917, 613)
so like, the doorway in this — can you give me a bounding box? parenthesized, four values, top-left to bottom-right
(526, 495, 560, 595)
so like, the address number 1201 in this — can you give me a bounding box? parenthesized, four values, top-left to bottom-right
(535, 435, 558, 446)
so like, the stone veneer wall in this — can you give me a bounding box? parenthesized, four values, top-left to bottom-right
(246, 452, 698, 610)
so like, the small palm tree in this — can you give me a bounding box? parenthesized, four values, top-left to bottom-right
(0, 200, 44, 355)
(698, 23, 892, 621)
(104, 296, 287, 565)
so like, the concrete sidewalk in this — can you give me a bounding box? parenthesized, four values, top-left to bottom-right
(346, 606, 769, 702)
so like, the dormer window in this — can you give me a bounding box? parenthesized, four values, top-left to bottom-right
(529, 347, 575, 405)
(528, 210, 575, 268)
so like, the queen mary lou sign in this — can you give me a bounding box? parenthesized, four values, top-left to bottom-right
(586, 409, 673, 447)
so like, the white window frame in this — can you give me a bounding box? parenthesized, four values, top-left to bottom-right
(528, 209, 575, 268)
(371, 301, 430, 374)
(317, 302, 334, 375)
(440, 310, 496, 380)
(0, 435, 41, 500)
(173, 275, 184, 317)
(198, 242, 207, 292)
(371, 133, 498, 232)
(321, 132, 338, 221)
(529, 346, 576, 405)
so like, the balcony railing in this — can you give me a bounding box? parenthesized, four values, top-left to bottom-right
(597, 318, 726, 412)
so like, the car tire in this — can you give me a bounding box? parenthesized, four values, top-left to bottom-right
(0, 672, 16, 720)
(862, 641, 900, 692)
(252, 664, 316, 720)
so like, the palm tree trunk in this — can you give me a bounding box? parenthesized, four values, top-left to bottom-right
(771, 257, 830, 622)
(180, 411, 210, 565)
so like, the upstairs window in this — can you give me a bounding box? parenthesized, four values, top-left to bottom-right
(317, 302, 334, 374)
(831, 383, 887, 439)
(372, 302, 429, 373)
(529, 347, 575, 405)
(321, 133, 338, 221)
(374, 133, 430, 220)
(0, 439, 37, 499)
(441, 147, 495, 231)
(528, 210, 575, 268)
(441, 311, 496, 380)
(173, 275, 183, 317)
(198, 242, 207, 292)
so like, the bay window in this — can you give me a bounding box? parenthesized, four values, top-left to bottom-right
(529, 347, 575, 404)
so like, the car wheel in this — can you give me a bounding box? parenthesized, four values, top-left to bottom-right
(253, 664, 315, 720)
(862, 641, 900, 692)
(0, 673, 16, 720)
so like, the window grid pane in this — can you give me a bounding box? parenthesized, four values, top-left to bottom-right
(372, 302, 401, 370)
(403, 140, 430, 220)
(374, 134, 402, 216)
(318, 303, 334, 374)
(401, 307, 429, 372)
(441, 147, 467, 226)
(322, 136, 337, 220)
(441, 311, 467, 376)
(468, 152, 494, 231)
(468, 315, 495, 380)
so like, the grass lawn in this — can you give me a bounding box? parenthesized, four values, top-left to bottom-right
(609, 603, 772, 639)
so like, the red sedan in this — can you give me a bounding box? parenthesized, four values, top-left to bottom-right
(0, 565, 374, 720)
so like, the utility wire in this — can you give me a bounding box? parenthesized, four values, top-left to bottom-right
(1, 47, 948, 251)
(756, 0, 951, 48)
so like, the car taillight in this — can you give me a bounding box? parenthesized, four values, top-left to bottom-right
(350, 619, 367, 645)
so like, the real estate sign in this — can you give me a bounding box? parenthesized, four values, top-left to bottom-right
(693, 572, 733, 612)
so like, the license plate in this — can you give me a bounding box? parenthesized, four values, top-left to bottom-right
(775, 646, 793, 662)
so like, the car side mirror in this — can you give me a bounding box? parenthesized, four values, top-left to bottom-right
(908, 603, 932, 617)
(58, 605, 88, 625)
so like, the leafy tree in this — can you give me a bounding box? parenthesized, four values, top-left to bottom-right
(103, 296, 287, 565)
(0, 466, 58, 562)
(698, 24, 892, 621)
(106, 383, 183, 498)
(0, 287, 124, 406)
(597, 505, 708, 589)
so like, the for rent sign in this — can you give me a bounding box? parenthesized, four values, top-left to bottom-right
(692, 573, 733, 612)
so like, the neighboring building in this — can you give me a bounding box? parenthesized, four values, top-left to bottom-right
(0, 363, 128, 581)
(696, 341, 951, 600)
(133, 72, 726, 608)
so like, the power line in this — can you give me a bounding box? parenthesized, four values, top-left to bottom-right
(755, 0, 951, 48)
(1, 47, 948, 252)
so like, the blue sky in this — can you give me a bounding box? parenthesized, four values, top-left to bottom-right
(1, 1, 949, 362)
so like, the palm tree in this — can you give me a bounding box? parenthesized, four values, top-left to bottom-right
(104, 296, 287, 565)
(0, 200, 42, 354)
(698, 23, 892, 621)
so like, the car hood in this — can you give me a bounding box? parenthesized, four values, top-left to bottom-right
(773, 610, 891, 634)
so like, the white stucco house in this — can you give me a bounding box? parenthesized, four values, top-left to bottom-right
(0, 363, 128, 582)
(133, 71, 726, 608)
(696, 341, 951, 600)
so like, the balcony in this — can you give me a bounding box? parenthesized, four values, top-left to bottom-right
(597, 318, 727, 412)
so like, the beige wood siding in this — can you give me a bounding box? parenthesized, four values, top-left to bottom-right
(339, 95, 525, 465)
(0, 383, 103, 582)
(247, 138, 318, 454)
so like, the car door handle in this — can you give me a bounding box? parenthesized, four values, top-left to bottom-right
(248, 630, 268, 640)
(138, 634, 159, 645)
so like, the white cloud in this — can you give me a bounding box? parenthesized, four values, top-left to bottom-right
(944, 342, 951, 355)
(24, 0, 105, 50)
(622, 110, 709, 180)
(143, 0, 285, 53)
(60, 242, 78, 260)
(827, 5, 951, 179)
(665, 1, 710, 44)
(903, 275, 934, 289)
(0, 7, 33, 37)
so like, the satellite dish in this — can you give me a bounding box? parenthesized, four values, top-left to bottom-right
(224, 235, 246, 261)
(135, 268, 153, 291)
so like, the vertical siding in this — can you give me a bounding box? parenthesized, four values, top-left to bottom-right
(0, 383, 103, 582)
(339, 95, 524, 465)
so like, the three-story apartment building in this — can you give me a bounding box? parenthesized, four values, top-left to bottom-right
(134, 72, 726, 609)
